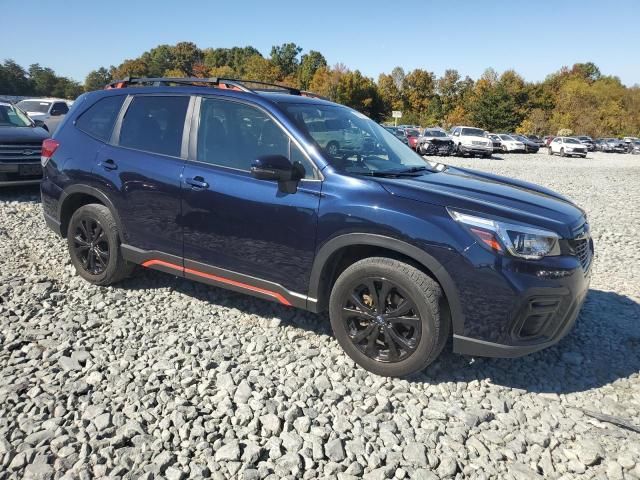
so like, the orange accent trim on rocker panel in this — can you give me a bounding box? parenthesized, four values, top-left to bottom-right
(141, 259, 292, 306)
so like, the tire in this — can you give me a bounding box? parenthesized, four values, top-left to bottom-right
(548, 147, 553, 155)
(67, 204, 133, 286)
(560, 148, 565, 157)
(484, 153, 492, 159)
(580, 154, 587, 158)
(329, 257, 449, 377)
(326, 141, 339, 157)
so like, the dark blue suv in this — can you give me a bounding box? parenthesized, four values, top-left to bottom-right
(41, 77, 593, 377)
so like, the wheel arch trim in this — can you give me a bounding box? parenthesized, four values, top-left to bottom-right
(308, 233, 464, 333)
(58, 184, 125, 239)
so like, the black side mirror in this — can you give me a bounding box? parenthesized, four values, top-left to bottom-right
(251, 155, 305, 194)
(33, 119, 49, 132)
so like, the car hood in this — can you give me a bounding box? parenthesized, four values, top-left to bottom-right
(422, 135, 453, 142)
(377, 166, 585, 237)
(0, 126, 49, 143)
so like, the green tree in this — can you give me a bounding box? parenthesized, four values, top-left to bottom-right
(172, 42, 202, 76)
(298, 50, 327, 90)
(84, 67, 112, 91)
(29, 64, 58, 96)
(0, 59, 32, 95)
(336, 70, 385, 121)
(270, 43, 302, 77)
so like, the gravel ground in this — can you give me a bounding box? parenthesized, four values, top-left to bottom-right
(1, 150, 639, 480)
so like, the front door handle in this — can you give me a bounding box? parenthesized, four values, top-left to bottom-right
(102, 159, 118, 171)
(186, 176, 209, 190)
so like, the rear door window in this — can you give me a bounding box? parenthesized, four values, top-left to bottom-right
(76, 95, 126, 142)
(119, 95, 190, 157)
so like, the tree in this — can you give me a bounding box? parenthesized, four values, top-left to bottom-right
(203, 46, 262, 74)
(403, 69, 436, 124)
(469, 81, 520, 132)
(309, 64, 347, 101)
(390, 67, 405, 91)
(0, 59, 32, 95)
(84, 67, 112, 91)
(172, 42, 202, 76)
(243, 55, 282, 83)
(141, 44, 175, 77)
(298, 50, 327, 90)
(111, 58, 149, 79)
(270, 43, 302, 77)
(336, 70, 385, 121)
(29, 64, 58, 96)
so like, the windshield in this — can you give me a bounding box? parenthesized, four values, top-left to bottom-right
(424, 130, 447, 137)
(499, 134, 515, 141)
(282, 103, 434, 175)
(461, 127, 485, 137)
(17, 100, 51, 114)
(565, 138, 581, 144)
(0, 104, 33, 127)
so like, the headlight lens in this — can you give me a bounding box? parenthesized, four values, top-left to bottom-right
(448, 209, 561, 260)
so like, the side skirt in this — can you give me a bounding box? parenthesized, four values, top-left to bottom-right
(121, 244, 315, 310)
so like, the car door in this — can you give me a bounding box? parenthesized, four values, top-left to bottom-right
(48, 101, 69, 133)
(180, 96, 322, 305)
(92, 94, 192, 260)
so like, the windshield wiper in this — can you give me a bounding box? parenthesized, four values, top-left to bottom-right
(358, 168, 429, 178)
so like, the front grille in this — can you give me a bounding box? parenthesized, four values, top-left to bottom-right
(0, 142, 43, 163)
(573, 238, 592, 272)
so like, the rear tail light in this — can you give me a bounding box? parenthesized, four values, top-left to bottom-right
(41, 138, 60, 167)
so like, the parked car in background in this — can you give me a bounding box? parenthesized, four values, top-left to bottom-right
(450, 126, 493, 157)
(0, 101, 50, 186)
(17, 98, 73, 133)
(576, 136, 595, 151)
(511, 134, 540, 153)
(526, 135, 545, 147)
(603, 138, 627, 153)
(594, 138, 611, 152)
(416, 128, 454, 156)
(497, 134, 525, 153)
(397, 128, 421, 150)
(623, 137, 639, 152)
(631, 140, 640, 155)
(306, 116, 368, 156)
(548, 137, 587, 157)
(40, 76, 593, 377)
(486, 133, 503, 152)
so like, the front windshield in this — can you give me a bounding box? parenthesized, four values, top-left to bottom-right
(405, 129, 419, 137)
(17, 100, 51, 114)
(461, 127, 485, 137)
(0, 104, 33, 127)
(565, 138, 581, 144)
(424, 130, 447, 137)
(499, 134, 515, 141)
(282, 103, 434, 175)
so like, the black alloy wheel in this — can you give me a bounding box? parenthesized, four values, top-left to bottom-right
(73, 217, 110, 275)
(342, 277, 421, 363)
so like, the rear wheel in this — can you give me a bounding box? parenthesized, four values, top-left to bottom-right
(329, 257, 448, 377)
(67, 204, 133, 286)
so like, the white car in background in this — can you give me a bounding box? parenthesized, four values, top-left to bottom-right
(497, 134, 525, 153)
(16, 98, 73, 133)
(450, 126, 493, 158)
(548, 137, 588, 157)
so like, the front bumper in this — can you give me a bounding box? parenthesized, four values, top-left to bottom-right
(448, 241, 592, 358)
(0, 162, 43, 187)
(460, 145, 493, 155)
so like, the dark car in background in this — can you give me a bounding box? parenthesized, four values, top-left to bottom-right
(41, 77, 593, 377)
(397, 128, 420, 150)
(0, 101, 50, 187)
(576, 136, 595, 151)
(416, 128, 454, 156)
(604, 138, 627, 153)
(511, 134, 540, 153)
(526, 135, 545, 147)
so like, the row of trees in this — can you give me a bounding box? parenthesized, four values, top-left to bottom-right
(2, 42, 639, 137)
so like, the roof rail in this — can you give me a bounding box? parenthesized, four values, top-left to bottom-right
(104, 76, 316, 98)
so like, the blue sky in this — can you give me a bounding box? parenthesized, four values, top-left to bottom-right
(2, 0, 638, 86)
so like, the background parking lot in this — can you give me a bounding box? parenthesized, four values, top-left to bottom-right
(1, 152, 639, 479)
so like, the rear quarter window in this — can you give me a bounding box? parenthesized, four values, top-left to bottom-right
(75, 95, 126, 142)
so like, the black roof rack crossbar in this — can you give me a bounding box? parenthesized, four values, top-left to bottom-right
(105, 76, 303, 96)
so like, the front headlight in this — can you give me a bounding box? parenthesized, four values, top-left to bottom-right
(448, 209, 561, 260)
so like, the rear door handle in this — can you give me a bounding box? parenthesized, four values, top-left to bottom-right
(185, 176, 209, 190)
(102, 159, 118, 171)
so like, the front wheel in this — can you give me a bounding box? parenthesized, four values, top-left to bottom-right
(67, 204, 133, 286)
(329, 257, 449, 377)
(560, 148, 566, 157)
